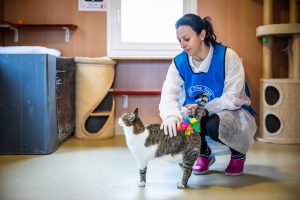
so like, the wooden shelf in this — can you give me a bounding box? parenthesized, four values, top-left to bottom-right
(89, 111, 111, 116)
(109, 56, 173, 60)
(256, 23, 300, 37)
(0, 20, 78, 43)
(0, 20, 15, 28)
(112, 90, 161, 96)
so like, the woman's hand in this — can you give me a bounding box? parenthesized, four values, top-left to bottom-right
(185, 104, 198, 116)
(186, 104, 207, 119)
(160, 117, 181, 137)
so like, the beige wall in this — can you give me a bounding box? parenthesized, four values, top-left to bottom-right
(3, 0, 106, 57)
(2, 0, 270, 126)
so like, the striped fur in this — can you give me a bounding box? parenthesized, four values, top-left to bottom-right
(194, 93, 209, 119)
(119, 107, 202, 189)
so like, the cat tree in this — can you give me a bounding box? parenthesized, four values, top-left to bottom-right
(256, 0, 300, 144)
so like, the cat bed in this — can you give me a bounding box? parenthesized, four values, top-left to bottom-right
(75, 57, 116, 140)
(0, 46, 61, 57)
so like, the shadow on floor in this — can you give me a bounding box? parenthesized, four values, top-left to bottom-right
(186, 164, 288, 189)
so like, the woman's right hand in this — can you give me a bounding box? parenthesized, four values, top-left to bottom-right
(185, 104, 198, 116)
(186, 104, 207, 119)
(160, 117, 181, 137)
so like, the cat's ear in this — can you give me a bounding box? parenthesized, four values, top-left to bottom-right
(128, 113, 136, 121)
(133, 107, 138, 116)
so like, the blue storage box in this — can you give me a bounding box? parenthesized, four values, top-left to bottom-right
(0, 54, 58, 154)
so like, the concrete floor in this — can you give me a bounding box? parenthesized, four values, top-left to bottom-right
(0, 135, 300, 200)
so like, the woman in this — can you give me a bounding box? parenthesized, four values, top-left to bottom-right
(159, 13, 257, 176)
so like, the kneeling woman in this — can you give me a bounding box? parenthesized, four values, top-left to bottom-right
(159, 13, 257, 176)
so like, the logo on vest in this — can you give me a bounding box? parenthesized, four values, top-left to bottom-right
(187, 85, 214, 102)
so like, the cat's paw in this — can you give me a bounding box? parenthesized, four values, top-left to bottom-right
(138, 181, 146, 187)
(177, 182, 186, 189)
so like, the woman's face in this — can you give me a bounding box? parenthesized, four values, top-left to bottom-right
(176, 25, 205, 57)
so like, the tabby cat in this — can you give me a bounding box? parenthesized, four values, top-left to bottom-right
(118, 94, 208, 189)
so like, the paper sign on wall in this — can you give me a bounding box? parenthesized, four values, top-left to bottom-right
(78, 0, 107, 11)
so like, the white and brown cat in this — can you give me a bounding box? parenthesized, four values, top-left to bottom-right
(118, 94, 207, 189)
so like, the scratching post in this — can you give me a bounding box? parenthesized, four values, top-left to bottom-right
(290, 0, 300, 79)
(256, 0, 300, 144)
(262, 38, 273, 78)
(292, 34, 300, 78)
(75, 57, 116, 140)
(263, 0, 273, 25)
(262, 0, 273, 78)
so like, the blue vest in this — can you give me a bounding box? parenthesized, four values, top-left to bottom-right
(174, 44, 256, 116)
(175, 44, 226, 105)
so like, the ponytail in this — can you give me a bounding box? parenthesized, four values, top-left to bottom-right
(203, 16, 218, 46)
(175, 14, 219, 46)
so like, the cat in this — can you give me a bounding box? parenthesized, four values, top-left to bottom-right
(118, 94, 208, 189)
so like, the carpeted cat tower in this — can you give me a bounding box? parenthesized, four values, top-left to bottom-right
(256, 0, 300, 144)
(75, 57, 116, 139)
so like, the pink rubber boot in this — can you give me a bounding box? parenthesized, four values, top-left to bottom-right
(224, 158, 245, 176)
(192, 156, 216, 175)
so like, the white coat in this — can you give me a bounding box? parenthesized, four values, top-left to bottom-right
(159, 46, 257, 154)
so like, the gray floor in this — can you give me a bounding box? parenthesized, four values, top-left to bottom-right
(0, 135, 300, 200)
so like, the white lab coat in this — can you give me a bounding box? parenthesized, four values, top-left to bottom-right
(159, 45, 257, 154)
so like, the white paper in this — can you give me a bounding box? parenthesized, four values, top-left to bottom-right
(78, 0, 107, 11)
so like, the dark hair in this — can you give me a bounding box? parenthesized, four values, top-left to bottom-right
(175, 13, 218, 46)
